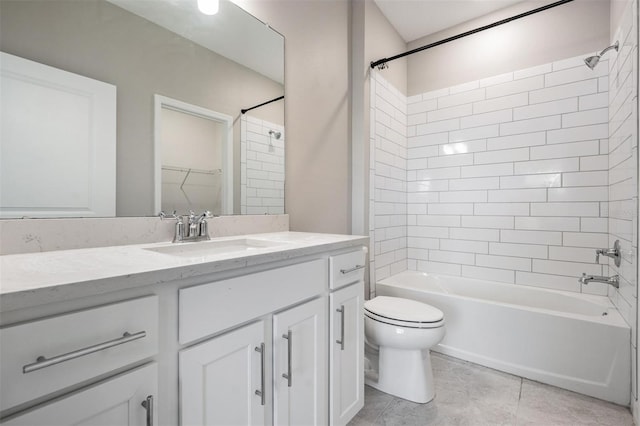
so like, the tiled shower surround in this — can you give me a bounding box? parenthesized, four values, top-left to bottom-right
(369, 36, 638, 397)
(240, 115, 285, 215)
(609, 0, 638, 400)
(370, 56, 611, 293)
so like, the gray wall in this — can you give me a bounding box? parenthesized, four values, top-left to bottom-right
(236, 0, 352, 233)
(0, 0, 284, 216)
(407, 0, 610, 95)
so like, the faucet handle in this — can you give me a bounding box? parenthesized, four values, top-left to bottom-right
(594, 240, 622, 266)
(579, 273, 589, 285)
(158, 210, 178, 220)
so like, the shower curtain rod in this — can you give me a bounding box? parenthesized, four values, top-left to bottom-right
(241, 95, 284, 114)
(370, 0, 574, 70)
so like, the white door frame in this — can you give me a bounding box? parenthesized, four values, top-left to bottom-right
(153, 95, 233, 215)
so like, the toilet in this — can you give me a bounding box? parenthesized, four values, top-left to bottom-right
(364, 296, 445, 404)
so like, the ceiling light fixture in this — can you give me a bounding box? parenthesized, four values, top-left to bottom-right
(198, 0, 219, 15)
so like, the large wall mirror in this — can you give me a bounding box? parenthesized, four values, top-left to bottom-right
(0, 0, 284, 218)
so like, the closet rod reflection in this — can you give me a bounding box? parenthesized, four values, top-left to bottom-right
(162, 166, 221, 175)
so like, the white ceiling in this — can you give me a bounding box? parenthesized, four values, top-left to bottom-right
(106, 0, 284, 84)
(373, 0, 525, 43)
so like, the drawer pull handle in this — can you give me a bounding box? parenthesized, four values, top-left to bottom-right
(336, 306, 345, 350)
(141, 395, 154, 426)
(254, 343, 266, 405)
(282, 330, 292, 387)
(22, 330, 147, 374)
(340, 265, 365, 274)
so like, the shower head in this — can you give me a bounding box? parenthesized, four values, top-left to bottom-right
(269, 130, 281, 139)
(584, 40, 619, 70)
(584, 55, 600, 70)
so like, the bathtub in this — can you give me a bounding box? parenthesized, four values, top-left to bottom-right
(376, 271, 631, 405)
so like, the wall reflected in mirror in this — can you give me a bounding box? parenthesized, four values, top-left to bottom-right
(0, 0, 284, 218)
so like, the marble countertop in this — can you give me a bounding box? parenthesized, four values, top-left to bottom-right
(0, 232, 368, 312)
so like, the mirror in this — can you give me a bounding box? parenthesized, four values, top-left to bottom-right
(156, 95, 234, 216)
(0, 0, 284, 218)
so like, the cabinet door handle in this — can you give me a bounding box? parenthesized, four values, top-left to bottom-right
(254, 343, 265, 405)
(336, 306, 345, 350)
(340, 264, 365, 274)
(282, 330, 292, 387)
(141, 395, 154, 426)
(22, 330, 146, 374)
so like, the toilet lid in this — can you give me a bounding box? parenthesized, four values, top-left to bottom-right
(364, 296, 443, 324)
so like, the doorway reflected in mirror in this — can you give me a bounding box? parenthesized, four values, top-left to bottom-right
(155, 96, 233, 216)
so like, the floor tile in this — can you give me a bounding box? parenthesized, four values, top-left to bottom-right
(350, 353, 634, 426)
(516, 379, 633, 426)
(428, 353, 521, 425)
(349, 385, 395, 424)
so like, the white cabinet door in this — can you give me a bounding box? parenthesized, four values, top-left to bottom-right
(3, 363, 157, 426)
(273, 298, 327, 426)
(180, 321, 266, 426)
(330, 283, 364, 426)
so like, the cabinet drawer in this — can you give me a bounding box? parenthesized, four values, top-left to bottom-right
(2, 363, 157, 426)
(329, 249, 366, 290)
(179, 259, 326, 344)
(0, 296, 158, 411)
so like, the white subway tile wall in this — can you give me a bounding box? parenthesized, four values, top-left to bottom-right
(401, 50, 613, 294)
(240, 115, 285, 215)
(608, 0, 638, 400)
(370, 43, 636, 352)
(369, 73, 408, 293)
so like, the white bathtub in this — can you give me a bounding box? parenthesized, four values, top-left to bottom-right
(377, 271, 631, 405)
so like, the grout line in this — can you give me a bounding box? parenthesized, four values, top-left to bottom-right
(518, 377, 523, 402)
(515, 377, 524, 426)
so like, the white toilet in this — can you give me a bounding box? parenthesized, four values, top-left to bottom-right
(364, 296, 445, 403)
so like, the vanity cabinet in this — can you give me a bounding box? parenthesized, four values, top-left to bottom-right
(329, 252, 365, 426)
(273, 297, 327, 426)
(3, 363, 157, 426)
(0, 236, 368, 426)
(180, 321, 267, 425)
(178, 259, 327, 425)
(0, 296, 159, 425)
(180, 297, 327, 426)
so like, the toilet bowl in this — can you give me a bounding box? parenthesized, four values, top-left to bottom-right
(364, 296, 445, 403)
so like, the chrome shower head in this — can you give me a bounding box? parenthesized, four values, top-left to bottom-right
(584, 40, 619, 70)
(269, 130, 281, 139)
(584, 55, 600, 70)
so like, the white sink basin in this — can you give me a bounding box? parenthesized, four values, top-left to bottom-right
(144, 238, 287, 258)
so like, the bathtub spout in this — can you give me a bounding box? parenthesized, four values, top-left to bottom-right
(579, 273, 619, 288)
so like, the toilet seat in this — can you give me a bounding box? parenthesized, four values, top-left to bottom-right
(364, 296, 444, 329)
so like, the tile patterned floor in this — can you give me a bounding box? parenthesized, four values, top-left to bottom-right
(349, 353, 633, 426)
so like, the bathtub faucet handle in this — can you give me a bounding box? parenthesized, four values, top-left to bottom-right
(594, 240, 621, 267)
(579, 273, 590, 285)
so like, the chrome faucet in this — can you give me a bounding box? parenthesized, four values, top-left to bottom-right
(595, 240, 621, 266)
(159, 210, 213, 243)
(578, 273, 619, 288)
